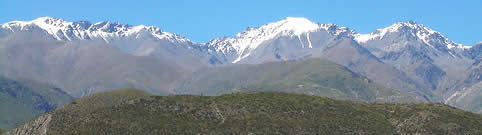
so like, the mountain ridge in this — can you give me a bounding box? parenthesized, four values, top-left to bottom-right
(2, 17, 474, 65)
(354, 21, 467, 49)
(2, 17, 474, 47)
(1, 17, 192, 44)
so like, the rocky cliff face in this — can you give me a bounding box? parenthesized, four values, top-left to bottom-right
(5, 114, 51, 135)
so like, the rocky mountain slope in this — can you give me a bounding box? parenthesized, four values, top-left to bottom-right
(177, 58, 419, 103)
(5, 89, 482, 135)
(0, 17, 212, 69)
(355, 21, 473, 102)
(0, 31, 194, 97)
(444, 43, 482, 113)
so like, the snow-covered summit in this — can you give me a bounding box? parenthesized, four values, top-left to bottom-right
(230, 17, 351, 41)
(205, 17, 353, 63)
(355, 21, 463, 49)
(1, 17, 192, 43)
(261, 17, 321, 36)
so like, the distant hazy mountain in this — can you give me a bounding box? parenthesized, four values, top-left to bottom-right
(177, 58, 419, 103)
(6, 89, 481, 135)
(0, 17, 480, 113)
(0, 76, 72, 129)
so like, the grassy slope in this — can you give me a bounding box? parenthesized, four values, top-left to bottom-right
(179, 58, 417, 103)
(0, 76, 73, 129)
(42, 89, 481, 135)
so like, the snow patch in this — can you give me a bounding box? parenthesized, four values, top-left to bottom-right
(445, 91, 461, 104)
(445, 88, 473, 104)
(306, 33, 313, 48)
(298, 35, 305, 48)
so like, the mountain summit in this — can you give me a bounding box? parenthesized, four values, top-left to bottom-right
(204, 17, 353, 63)
(1, 17, 191, 43)
(355, 21, 465, 49)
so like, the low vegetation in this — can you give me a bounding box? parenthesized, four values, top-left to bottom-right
(14, 89, 480, 135)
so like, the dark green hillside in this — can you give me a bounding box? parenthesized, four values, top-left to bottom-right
(10, 89, 481, 135)
(179, 58, 417, 103)
(0, 76, 73, 129)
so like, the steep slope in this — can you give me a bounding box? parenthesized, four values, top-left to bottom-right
(0, 32, 185, 97)
(0, 76, 73, 129)
(465, 42, 482, 63)
(445, 82, 482, 113)
(464, 43, 482, 87)
(1, 17, 190, 43)
(354, 21, 474, 99)
(1, 17, 212, 69)
(177, 58, 418, 103)
(7, 90, 482, 135)
(445, 43, 482, 113)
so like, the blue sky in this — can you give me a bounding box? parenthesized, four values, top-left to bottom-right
(1, 0, 481, 45)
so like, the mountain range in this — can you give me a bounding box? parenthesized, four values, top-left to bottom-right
(0, 16, 480, 117)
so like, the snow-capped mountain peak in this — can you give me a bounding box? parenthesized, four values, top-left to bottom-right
(2, 17, 72, 40)
(205, 17, 354, 63)
(232, 17, 351, 39)
(32, 17, 70, 27)
(1, 17, 192, 43)
(355, 21, 463, 49)
(355, 21, 430, 42)
(229, 17, 323, 45)
(256, 17, 321, 36)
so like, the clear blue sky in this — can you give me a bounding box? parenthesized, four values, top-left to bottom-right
(1, 0, 481, 45)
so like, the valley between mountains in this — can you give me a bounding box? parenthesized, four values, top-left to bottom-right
(0, 17, 481, 131)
